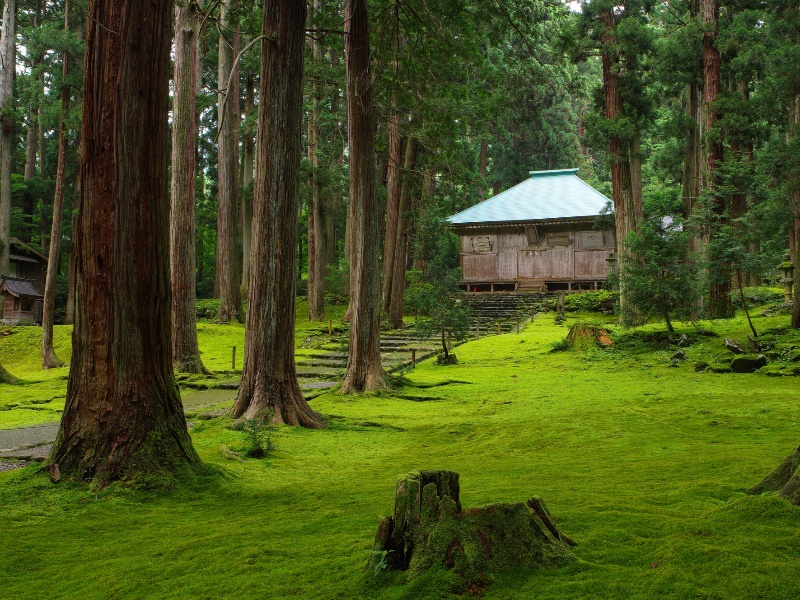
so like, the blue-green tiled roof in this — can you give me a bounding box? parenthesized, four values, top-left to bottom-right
(447, 168, 611, 225)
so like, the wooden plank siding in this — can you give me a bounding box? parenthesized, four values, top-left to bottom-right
(457, 221, 615, 287)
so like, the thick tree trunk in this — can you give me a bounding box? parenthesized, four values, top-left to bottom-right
(414, 165, 435, 274)
(215, 0, 240, 323)
(389, 136, 417, 329)
(0, 0, 15, 276)
(381, 109, 404, 312)
(703, 0, 732, 319)
(170, 0, 206, 374)
(42, 1, 71, 370)
(791, 95, 800, 329)
(600, 8, 641, 324)
(49, 0, 199, 485)
(307, 0, 325, 322)
(341, 0, 386, 393)
(750, 445, 800, 505)
(240, 71, 254, 299)
(231, 0, 322, 428)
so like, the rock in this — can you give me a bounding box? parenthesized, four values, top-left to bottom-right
(672, 350, 687, 362)
(724, 338, 746, 354)
(730, 354, 767, 374)
(367, 471, 575, 591)
(677, 334, 690, 348)
(710, 365, 733, 374)
(49, 463, 61, 483)
(694, 361, 710, 372)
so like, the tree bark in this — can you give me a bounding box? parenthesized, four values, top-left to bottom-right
(240, 71, 254, 299)
(215, 0, 240, 323)
(49, 0, 199, 485)
(0, 0, 15, 276)
(791, 95, 800, 329)
(64, 173, 80, 325)
(307, 0, 325, 322)
(231, 0, 322, 428)
(381, 109, 404, 312)
(341, 0, 386, 393)
(42, 1, 71, 370)
(600, 8, 642, 324)
(389, 136, 416, 329)
(170, 0, 206, 374)
(703, 0, 731, 319)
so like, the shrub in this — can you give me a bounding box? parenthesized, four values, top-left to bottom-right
(196, 299, 220, 321)
(564, 290, 619, 312)
(731, 287, 784, 308)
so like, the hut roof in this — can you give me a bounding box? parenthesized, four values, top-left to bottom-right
(0, 277, 43, 298)
(9, 237, 47, 263)
(447, 168, 611, 226)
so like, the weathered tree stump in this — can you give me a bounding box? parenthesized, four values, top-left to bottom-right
(749, 445, 800, 505)
(566, 322, 612, 348)
(367, 471, 575, 588)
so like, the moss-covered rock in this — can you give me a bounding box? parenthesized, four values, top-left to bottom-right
(730, 354, 767, 373)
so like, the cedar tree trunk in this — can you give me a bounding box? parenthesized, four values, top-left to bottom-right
(341, 0, 386, 393)
(600, 8, 642, 323)
(170, 0, 206, 374)
(703, 0, 732, 318)
(307, 0, 325, 321)
(240, 71, 255, 298)
(42, 0, 70, 370)
(49, 0, 199, 485)
(389, 136, 417, 329)
(231, 0, 323, 428)
(791, 95, 800, 329)
(0, 0, 14, 276)
(381, 109, 403, 312)
(215, 0, 240, 322)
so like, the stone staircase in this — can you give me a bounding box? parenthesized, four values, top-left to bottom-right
(462, 292, 552, 333)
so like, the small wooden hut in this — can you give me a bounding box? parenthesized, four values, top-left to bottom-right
(1, 238, 47, 324)
(448, 169, 615, 293)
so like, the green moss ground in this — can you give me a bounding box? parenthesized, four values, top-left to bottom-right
(2, 306, 800, 598)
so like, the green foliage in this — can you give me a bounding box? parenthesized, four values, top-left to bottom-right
(195, 299, 220, 321)
(563, 290, 618, 312)
(621, 212, 701, 332)
(732, 286, 785, 308)
(234, 416, 276, 459)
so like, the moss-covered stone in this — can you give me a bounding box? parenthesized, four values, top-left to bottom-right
(730, 354, 767, 373)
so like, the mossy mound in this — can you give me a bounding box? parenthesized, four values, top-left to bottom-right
(367, 471, 575, 593)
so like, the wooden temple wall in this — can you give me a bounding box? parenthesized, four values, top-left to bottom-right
(458, 223, 614, 284)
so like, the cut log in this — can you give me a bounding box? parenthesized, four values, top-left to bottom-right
(367, 471, 575, 589)
(566, 322, 613, 348)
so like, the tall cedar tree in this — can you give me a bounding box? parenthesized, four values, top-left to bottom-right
(702, 0, 732, 318)
(49, 0, 199, 484)
(381, 109, 403, 314)
(341, 0, 386, 392)
(41, 0, 70, 369)
(0, 0, 14, 276)
(388, 135, 417, 328)
(307, 0, 325, 321)
(231, 0, 324, 427)
(171, 0, 206, 374)
(215, 0, 240, 322)
(598, 4, 643, 323)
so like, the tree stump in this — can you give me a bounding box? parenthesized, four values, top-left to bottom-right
(367, 471, 575, 589)
(749, 445, 800, 505)
(566, 322, 613, 348)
